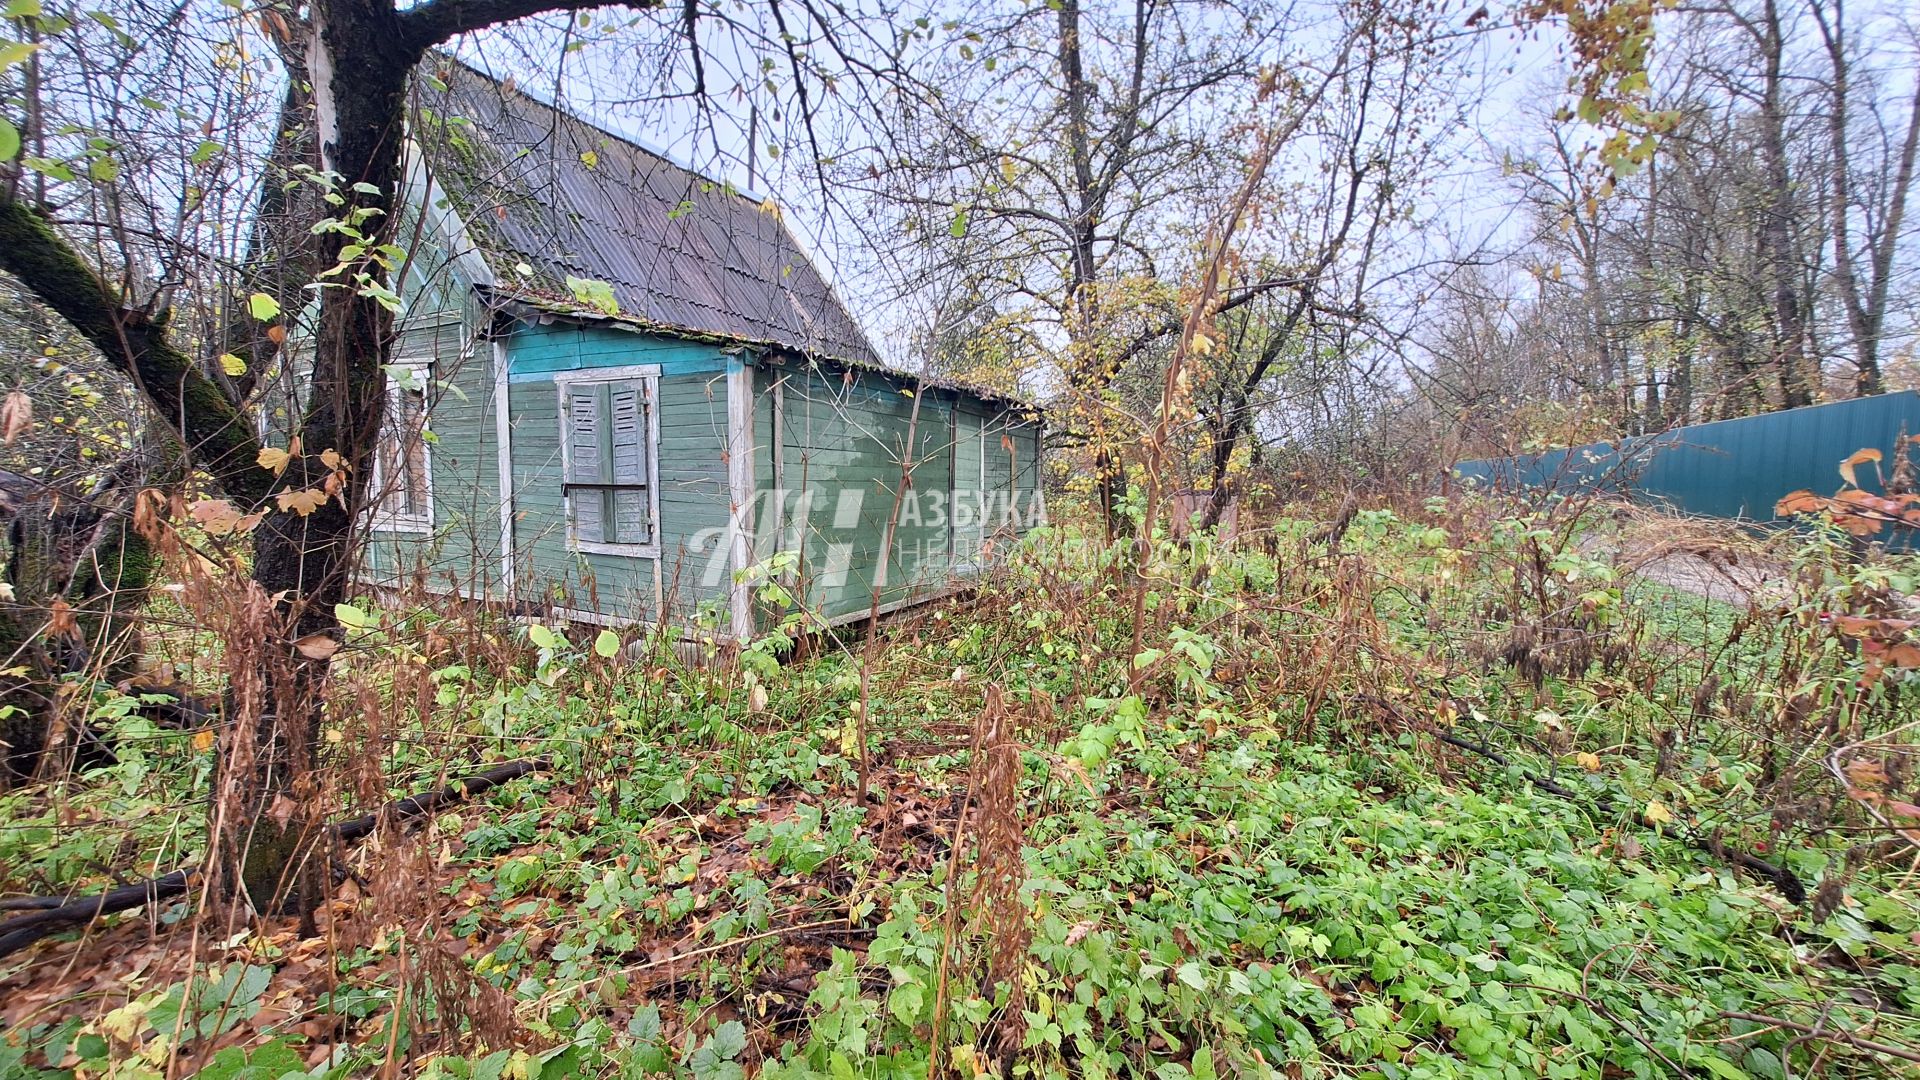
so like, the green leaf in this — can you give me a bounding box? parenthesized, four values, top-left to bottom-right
(247, 292, 280, 321)
(564, 275, 618, 317)
(219, 353, 246, 376)
(190, 139, 222, 165)
(593, 629, 620, 658)
(0, 40, 40, 75)
(233, 964, 272, 1007)
(708, 1021, 747, 1059)
(1698, 1056, 1753, 1080)
(4, 0, 44, 17)
(334, 603, 370, 629)
(1175, 961, 1207, 989)
(527, 623, 563, 651)
(949, 208, 969, 238)
(888, 982, 924, 1023)
(193, 1046, 251, 1080)
(687, 1021, 748, 1080)
(22, 156, 72, 181)
(0, 117, 16, 162)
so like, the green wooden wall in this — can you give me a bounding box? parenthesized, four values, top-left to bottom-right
(502, 322, 734, 626)
(359, 217, 1044, 636)
(752, 358, 1042, 630)
(357, 242, 507, 602)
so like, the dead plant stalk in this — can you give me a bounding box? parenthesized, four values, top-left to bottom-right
(1128, 74, 1317, 685)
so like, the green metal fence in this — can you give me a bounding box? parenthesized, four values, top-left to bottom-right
(1453, 391, 1920, 539)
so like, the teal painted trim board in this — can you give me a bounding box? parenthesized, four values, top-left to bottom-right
(504, 319, 735, 381)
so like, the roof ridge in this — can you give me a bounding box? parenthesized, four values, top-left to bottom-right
(417, 55, 882, 367)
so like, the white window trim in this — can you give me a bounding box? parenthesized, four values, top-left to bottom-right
(370, 356, 435, 534)
(555, 364, 663, 559)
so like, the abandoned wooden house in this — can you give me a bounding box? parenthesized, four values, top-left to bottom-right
(351, 61, 1044, 638)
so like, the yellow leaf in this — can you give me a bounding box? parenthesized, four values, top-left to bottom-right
(320, 447, 345, 471)
(99, 995, 157, 1042)
(1644, 799, 1673, 825)
(1576, 752, 1601, 771)
(220, 352, 247, 376)
(275, 487, 329, 516)
(257, 446, 291, 474)
(192, 729, 214, 752)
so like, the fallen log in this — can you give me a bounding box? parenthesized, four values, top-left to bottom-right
(0, 759, 546, 960)
(1429, 727, 1806, 904)
(332, 759, 545, 843)
(1355, 693, 1805, 904)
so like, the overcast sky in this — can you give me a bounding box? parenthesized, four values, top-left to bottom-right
(446, 0, 1917, 369)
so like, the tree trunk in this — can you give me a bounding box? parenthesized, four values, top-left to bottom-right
(210, 0, 415, 912)
(1052, 0, 1123, 534)
(220, 0, 637, 911)
(2, 0, 638, 909)
(0, 463, 163, 783)
(1756, 0, 1814, 408)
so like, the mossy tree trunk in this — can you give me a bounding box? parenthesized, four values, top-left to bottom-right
(2, 0, 644, 914)
(0, 463, 162, 782)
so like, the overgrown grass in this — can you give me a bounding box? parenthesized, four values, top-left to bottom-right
(2, 494, 1918, 1078)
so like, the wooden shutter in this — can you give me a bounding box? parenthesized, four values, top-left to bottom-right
(607, 382, 651, 544)
(566, 384, 606, 543)
(565, 378, 654, 548)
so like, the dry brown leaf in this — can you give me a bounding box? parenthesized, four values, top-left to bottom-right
(1840, 447, 1883, 488)
(293, 633, 341, 660)
(189, 499, 262, 537)
(47, 598, 77, 638)
(1845, 758, 1890, 789)
(1, 390, 32, 446)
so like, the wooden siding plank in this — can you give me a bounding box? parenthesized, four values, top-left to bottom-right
(503, 323, 735, 625)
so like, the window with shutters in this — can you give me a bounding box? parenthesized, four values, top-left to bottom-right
(556, 366, 660, 556)
(372, 358, 433, 533)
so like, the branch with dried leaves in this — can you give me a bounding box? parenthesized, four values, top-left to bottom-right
(0, 759, 546, 959)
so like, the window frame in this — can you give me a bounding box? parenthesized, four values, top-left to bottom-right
(555, 364, 663, 558)
(370, 355, 435, 534)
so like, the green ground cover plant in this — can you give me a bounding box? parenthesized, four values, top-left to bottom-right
(2, 491, 1917, 1078)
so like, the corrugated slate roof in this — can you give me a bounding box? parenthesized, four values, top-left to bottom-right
(417, 60, 880, 366)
